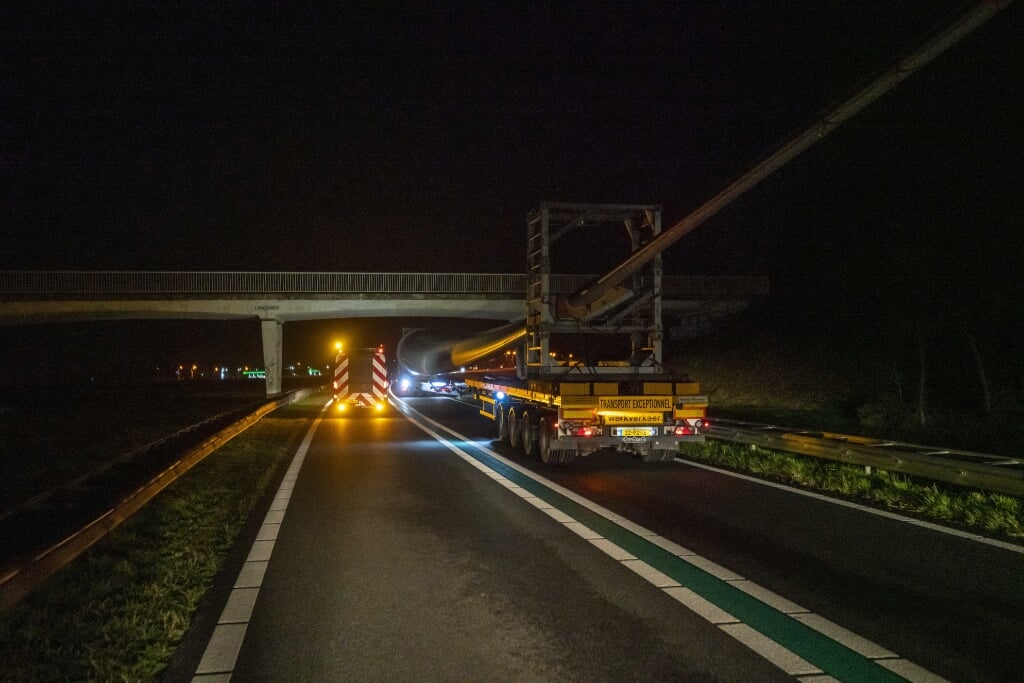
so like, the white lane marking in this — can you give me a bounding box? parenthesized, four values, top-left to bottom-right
(684, 554, 744, 581)
(564, 521, 603, 540)
(621, 559, 680, 588)
(878, 657, 951, 683)
(191, 401, 328, 682)
(537, 505, 577, 525)
(394, 396, 948, 681)
(589, 537, 636, 561)
(678, 458, 1024, 554)
(194, 623, 248, 677)
(729, 580, 808, 614)
(721, 623, 823, 676)
(219, 587, 259, 624)
(664, 587, 739, 625)
(793, 613, 897, 659)
(234, 561, 267, 589)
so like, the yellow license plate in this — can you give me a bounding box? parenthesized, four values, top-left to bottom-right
(622, 428, 652, 437)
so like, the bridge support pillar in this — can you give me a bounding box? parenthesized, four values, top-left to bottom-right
(260, 318, 283, 396)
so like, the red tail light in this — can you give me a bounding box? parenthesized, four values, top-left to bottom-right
(562, 422, 596, 437)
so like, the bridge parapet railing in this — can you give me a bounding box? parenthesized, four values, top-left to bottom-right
(0, 272, 769, 298)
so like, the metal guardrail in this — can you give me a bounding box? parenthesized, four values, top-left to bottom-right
(708, 418, 1024, 498)
(0, 388, 315, 613)
(0, 271, 769, 299)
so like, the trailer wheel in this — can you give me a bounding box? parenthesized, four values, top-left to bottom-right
(539, 416, 566, 464)
(520, 410, 537, 456)
(507, 407, 520, 449)
(641, 448, 677, 463)
(497, 404, 510, 443)
(538, 416, 553, 463)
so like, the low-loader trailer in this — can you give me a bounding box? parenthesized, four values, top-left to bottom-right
(398, 203, 708, 465)
(469, 373, 707, 465)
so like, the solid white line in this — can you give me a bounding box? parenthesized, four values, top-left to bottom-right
(677, 458, 1024, 554)
(190, 401, 328, 682)
(393, 396, 948, 682)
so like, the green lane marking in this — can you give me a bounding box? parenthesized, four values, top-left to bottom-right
(464, 444, 908, 683)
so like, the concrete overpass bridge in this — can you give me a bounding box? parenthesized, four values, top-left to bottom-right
(0, 271, 768, 393)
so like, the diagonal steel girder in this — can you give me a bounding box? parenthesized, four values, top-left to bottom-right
(568, 1, 1013, 312)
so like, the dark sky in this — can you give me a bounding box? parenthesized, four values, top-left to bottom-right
(1, 2, 1021, 298)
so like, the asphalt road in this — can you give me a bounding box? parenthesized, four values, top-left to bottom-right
(177, 394, 1024, 682)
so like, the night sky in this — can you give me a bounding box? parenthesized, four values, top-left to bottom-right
(1, 2, 1022, 372)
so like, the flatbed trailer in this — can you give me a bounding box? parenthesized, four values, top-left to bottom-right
(397, 203, 710, 465)
(468, 374, 707, 465)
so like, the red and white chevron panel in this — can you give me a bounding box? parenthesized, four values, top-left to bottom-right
(333, 353, 350, 398)
(371, 350, 387, 400)
(333, 349, 387, 407)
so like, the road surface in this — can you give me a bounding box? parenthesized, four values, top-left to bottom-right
(170, 394, 1023, 682)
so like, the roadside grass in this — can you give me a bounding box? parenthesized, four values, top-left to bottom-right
(0, 398, 320, 682)
(669, 306, 1023, 541)
(678, 440, 1024, 541)
(0, 381, 268, 510)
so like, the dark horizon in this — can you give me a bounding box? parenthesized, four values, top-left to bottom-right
(1, 3, 1021, 388)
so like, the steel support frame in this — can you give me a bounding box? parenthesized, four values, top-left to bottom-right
(525, 202, 665, 378)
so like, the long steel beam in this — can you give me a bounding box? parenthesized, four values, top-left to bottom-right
(569, 1, 1013, 310)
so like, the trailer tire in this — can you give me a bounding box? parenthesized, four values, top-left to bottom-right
(641, 448, 677, 463)
(497, 404, 510, 443)
(538, 416, 555, 464)
(507, 407, 520, 449)
(521, 410, 537, 456)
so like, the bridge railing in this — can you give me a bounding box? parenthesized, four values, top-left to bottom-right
(0, 271, 769, 298)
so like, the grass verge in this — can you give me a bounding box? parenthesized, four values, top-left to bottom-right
(0, 397, 322, 682)
(679, 440, 1024, 541)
